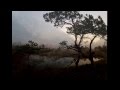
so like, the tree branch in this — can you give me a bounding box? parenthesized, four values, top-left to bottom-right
(89, 35, 97, 53)
(91, 35, 97, 45)
(63, 21, 73, 26)
(74, 35, 78, 46)
(71, 18, 74, 25)
(78, 34, 84, 46)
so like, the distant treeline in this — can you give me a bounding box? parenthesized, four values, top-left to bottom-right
(12, 40, 107, 60)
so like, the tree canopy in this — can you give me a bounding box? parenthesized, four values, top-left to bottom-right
(43, 11, 107, 66)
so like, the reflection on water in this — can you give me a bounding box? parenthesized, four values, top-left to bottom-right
(28, 55, 101, 69)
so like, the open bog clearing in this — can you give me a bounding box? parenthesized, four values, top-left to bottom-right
(28, 55, 101, 69)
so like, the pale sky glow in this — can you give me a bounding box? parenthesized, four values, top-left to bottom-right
(12, 11, 107, 48)
(61, 11, 107, 47)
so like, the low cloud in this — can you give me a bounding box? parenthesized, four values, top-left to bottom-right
(12, 11, 107, 48)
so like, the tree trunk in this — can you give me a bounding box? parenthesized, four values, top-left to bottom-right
(75, 54, 80, 68)
(89, 35, 97, 65)
(79, 34, 84, 46)
(75, 35, 78, 46)
(73, 34, 83, 68)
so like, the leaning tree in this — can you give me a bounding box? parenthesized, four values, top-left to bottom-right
(43, 11, 90, 67)
(43, 11, 107, 67)
(81, 14, 107, 65)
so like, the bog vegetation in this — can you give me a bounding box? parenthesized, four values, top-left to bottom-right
(12, 40, 107, 80)
(12, 11, 107, 80)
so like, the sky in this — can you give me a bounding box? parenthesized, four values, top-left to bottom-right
(12, 11, 107, 48)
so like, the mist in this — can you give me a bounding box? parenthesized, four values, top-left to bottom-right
(12, 11, 107, 48)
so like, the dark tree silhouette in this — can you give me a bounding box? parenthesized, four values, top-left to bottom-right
(43, 11, 107, 67)
(43, 11, 90, 67)
(81, 14, 107, 65)
(28, 40, 38, 48)
(59, 41, 68, 48)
